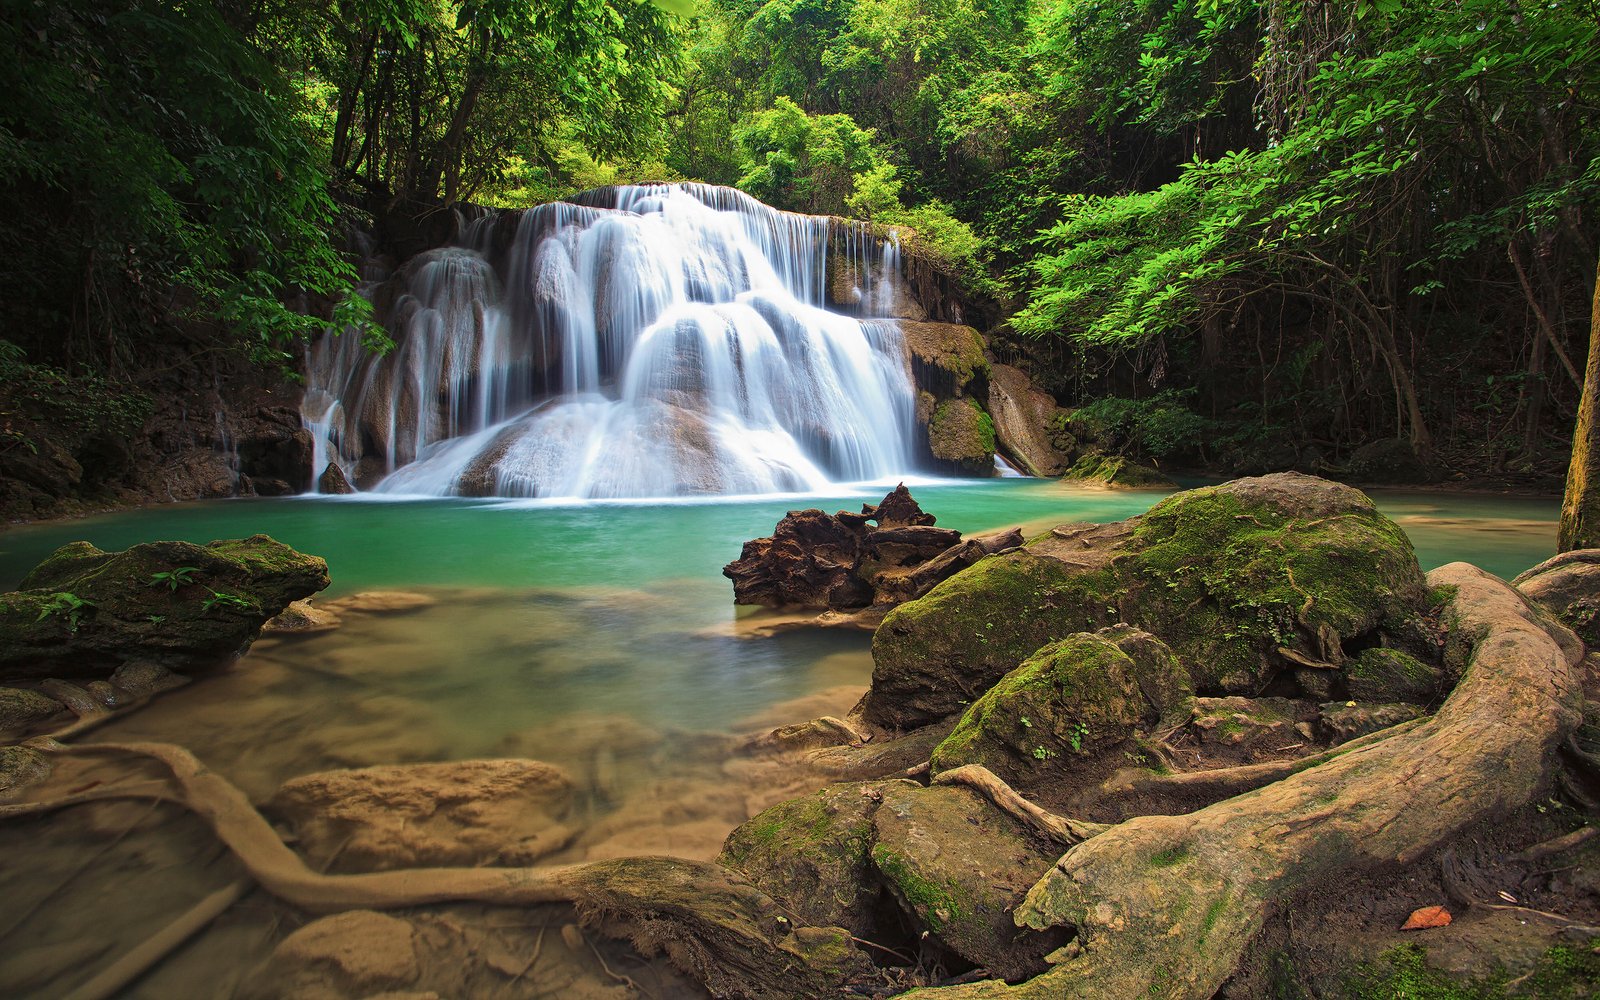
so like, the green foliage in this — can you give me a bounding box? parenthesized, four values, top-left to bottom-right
(148, 567, 200, 592)
(201, 589, 256, 614)
(0, 341, 154, 455)
(735, 97, 883, 215)
(1073, 391, 1213, 459)
(1346, 943, 1600, 999)
(36, 592, 95, 633)
(0, 0, 373, 368)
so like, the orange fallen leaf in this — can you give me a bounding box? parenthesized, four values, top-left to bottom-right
(1400, 905, 1452, 930)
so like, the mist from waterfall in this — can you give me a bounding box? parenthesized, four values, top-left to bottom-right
(304, 184, 920, 499)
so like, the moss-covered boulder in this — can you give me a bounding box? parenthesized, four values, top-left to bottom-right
(870, 782, 1063, 981)
(1189, 696, 1300, 745)
(1063, 453, 1175, 489)
(0, 686, 64, 733)
(1345, 647, 1443, 704)
(1514, 550, 1600, 649)
(929, 629, 1191, 782)
(864, 473, 1431, 729)
(0, 534, 329, 681)
(928, 397, 996, 476)
(719, 780, 892, 938)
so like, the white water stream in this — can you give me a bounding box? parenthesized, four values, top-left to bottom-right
(304, 184, 918, 498)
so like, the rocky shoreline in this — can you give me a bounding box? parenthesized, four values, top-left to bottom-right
(2, 474, 1598, 997)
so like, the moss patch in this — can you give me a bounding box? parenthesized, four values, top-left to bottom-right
(1345, 943, 1600, 999)
(928, 397, 996, 475)
(1066, 453, 1175, 488)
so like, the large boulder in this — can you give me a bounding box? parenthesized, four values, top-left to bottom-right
(1514, 550, 1600, 648)
(898, 322, 989, 399)
(269, 758, 576, 871)
(719, 780, 892, 938)
(986, 363, 1073, 478)
(864, 473, 1432, 729)
(870, 782, 1064, 981)
(929, 629, 1192, 783)
(0, 535, 329, 681)
(1063, 453, 1175, 489)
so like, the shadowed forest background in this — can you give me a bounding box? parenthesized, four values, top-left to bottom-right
(1, 0, 1596, 495)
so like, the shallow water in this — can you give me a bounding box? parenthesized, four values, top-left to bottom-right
(0, 478, 1560, 997)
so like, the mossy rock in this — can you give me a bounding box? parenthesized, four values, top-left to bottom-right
(1190, 696, 1300, 745)
(719, 780, 893, 938)
(930, 629, 1192, 783)
(871, 782, 1063, 981)
(898, 322, 989, 398)
(0, 534, 329, 681)
(1345, 647, 1442, 704)
(0, 686, 64, 733)
(0, 745, 52, 799)
(928, 397, 996, 476)
(1064, 452, 1175, 489)
(864, 474, 1431, 728)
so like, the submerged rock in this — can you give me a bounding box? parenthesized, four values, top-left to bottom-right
(929, 629, 1192, 783)
(269, 758, 576, 870)
(263, 598, 343, 635)
(0, 687, 64, 733)
(0, 535, 329, 681)
(269, 910, 421, 996)
(865, 473, 1432, 729)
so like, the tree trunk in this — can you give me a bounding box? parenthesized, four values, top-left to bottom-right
(1559, 254, 1600, 551)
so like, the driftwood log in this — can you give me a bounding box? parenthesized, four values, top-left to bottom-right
(896, 562, 1585, 998)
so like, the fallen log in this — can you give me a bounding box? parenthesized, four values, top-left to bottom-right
(896, 563, 1585, 998)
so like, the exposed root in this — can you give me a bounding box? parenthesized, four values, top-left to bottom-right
(1508, 826, 1599, 865)
(933, 765, 1108, 846)
(896, 563, 1585, 999)
(7, 739, 867, 999)
(60, 877, 253, 1000)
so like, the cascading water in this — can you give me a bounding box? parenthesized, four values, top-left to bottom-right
(304, 184, 922, 499)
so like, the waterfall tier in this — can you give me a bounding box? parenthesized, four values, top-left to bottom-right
(304, 184, 924, 499)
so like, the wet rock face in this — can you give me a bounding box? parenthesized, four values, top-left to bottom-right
(986, 362, 1072, 478)
(0, 534, 329, 681)
(723, 485, 1005, 613)
(865, 473, 1435, 729)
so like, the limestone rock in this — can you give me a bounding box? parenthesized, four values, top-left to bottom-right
(986, 363, 1073, 478)
(0, 535, 329, 681)
(319, 461, 356, 495)
(871, 782, 1062, 981)
(865, 473, 1432, 728)
(1319, 701, 1424, 744)
(1515, 550, 1600, 649)
(0, 687, 63, 733)
(897, 322, 989, 399)
(719, 780, 893, 938)
(270, 759, 576, 870)
(927, 397, 996, 477)
(929, 630, 1192, 783)
(108, 659, 188, 697)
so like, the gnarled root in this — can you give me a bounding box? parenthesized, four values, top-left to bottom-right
(897, 563, 1585, 999)
(13, 739, 868, 999)
(932, 765, 1107, 846)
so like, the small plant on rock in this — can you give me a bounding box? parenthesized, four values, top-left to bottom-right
(36, 592, 94, 633)
(148, 567, 199, 591)
(202, 589, 254, 614)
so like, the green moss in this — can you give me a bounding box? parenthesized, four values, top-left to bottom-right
(928, 397, 997, 471)
(1065, 453, 1174, 488)
(870, 843, 968, 933)
(1198, 895, 1228, 940)
(930, 631, 1147, 777)
(1148, 845, 1190, 868)
(1344, 943, 1600, 999)
(1346, 648, 1441, 703)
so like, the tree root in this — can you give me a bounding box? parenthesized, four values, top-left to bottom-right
(1509, 826, 1599, 865)
(7, 739, 867, 999)
(60, 877, 253, 1000)
(1090, 718, 1425, 816)
(895, 563, 1586, 999)
(932, 765, 1108, 846)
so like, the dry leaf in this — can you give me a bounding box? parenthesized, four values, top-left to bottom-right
(1400, 905, 1452, 930)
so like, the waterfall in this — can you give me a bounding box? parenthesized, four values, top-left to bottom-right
(305, 183, 920, 499)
